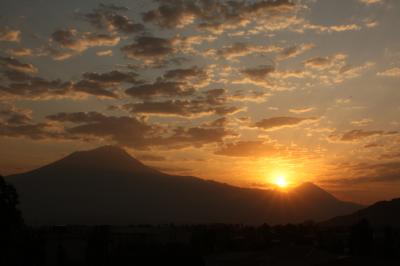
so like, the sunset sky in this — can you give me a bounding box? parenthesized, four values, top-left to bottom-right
(1, 0, 399, 204)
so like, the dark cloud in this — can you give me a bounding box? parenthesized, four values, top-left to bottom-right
(322, 161, 400, 185)
(82, 70, 141, 85)
(72, 80, 119, 99)
(125, 81, 194, 99)
(0, 68, 142, 100)
(83, 4, 144, 34)
(121, 36, 174, 59)
(0, 106, 32, 125)
(0, 76, 72, 100)
(158, 120, 234, 149)
(0, 123, 57, 140)
(123, 86, 241, 117)
(163, 66, 206, 80)
(143, 1, 200, 28)
(45, 112, 234, 149)
(47, 112, 156, 149)
(50, 29, 120, 52)
(126, 98, 240, 117)
(0, 56, 37, 73)
(143, 0, 296, 32)
(255, 116, 317, 131)
(215, 140, 277, 157)
(241, 65, 275, 81)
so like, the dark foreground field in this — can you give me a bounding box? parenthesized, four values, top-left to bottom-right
(2, 221, 399, 266)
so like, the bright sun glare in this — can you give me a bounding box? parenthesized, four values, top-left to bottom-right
(274, 175, 288, 188)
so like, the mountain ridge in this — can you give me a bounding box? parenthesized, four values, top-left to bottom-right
(322, 197, 400, 228)
(6, 145, 363, 225)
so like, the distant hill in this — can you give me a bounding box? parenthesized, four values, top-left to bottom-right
(322, 198, 400, 228)
(6, 146, 363, 225)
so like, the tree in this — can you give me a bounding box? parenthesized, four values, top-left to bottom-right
(0, 175, 25, 265)
(0, 175, 24, 230)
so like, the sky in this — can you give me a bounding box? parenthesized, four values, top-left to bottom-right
(0, 0, 399, 204)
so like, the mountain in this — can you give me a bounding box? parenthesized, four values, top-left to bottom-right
(6, 146, 363, 225)
(322, 198, 400, 228)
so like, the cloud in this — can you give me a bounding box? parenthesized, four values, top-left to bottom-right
(0, 105, 60, 140)
(45, 112, 234, 149)
(241, 65, 275, 81)
(125, 81, 194, 99)
(0, 105, 32, 125)
(142, 1, 199, 28)
(302, 54, 374, 85)
(71, 70, 143, 99)
(121, 36, 174, 59)
(72, 80, 118, 99)
(300, 22, 361, 34)
(44, 47, 75, 61)
(329, 129, 397, 142)
(50, 29, 120, 52)
(304, 57, 333, 69)
(228, 89, 270, 103)
(7, 48, 33, 57)
(156, 119, 234, 149)
(0, 76, 72, 100)
(215, 140, 277, 157)
(0, 69, 141, 100)
(350, 118, 373, 127)
(377, 67, 400, 77)
(278, 43, 315, 60)
(322, 161, 400, 185)
(83, 4, 144, 34)
(254, 116, 317, 131)
(0, 27, 21, 42)
(96, 50, 113, 56)
(0, 122, 57, 140)
(0, 56, 38, 73)
(143, 0, 296, 33)
(141, 1, 362, 35)
(363, 18, 379, 28)
(47, 112, 156, 149)
(82, 70, 140, 85)
(358, 0, 384, 5)
(163, 66, 206, 80)
(163, 66, 209, 86)
(217, 42, 281, 60)
(289, 107, 315, 114)
(126, 100, 211, 117)
(125, 97, 240, 118)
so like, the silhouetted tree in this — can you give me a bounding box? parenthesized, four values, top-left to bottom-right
(0, 175, 23, 229)
(0, 175, 24, 265)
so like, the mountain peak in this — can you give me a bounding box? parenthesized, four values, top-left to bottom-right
(293, 182, 338, 201)
(51, 145, 157, 174)
(295, 182, 322, 190)
(75, 145, 129, 157)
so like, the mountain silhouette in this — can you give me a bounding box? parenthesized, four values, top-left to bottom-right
(6, 146, 362, 225)
(322, 198, 400, 228)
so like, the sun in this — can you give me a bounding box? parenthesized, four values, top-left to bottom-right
(274, 175, 288, 188)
